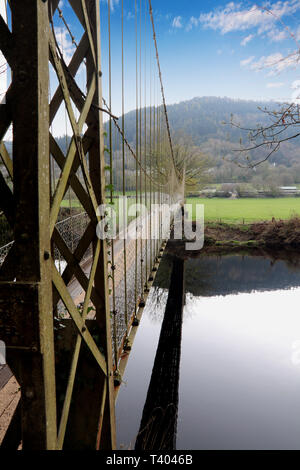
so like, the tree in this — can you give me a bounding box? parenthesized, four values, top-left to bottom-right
(229, 6, 300, 169)
(230, 101, 300, 168)
(149, 132, 214, 190)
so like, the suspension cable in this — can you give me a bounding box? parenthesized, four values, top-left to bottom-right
(108, 0, 118, 369)
(139, 0, 144, 301)
(121, 0, 129, 336)
(148, 0, 179, 180)
(134, 0, 139, 316)
(144, 0, 148, 290)
(57, 5, 78, 47)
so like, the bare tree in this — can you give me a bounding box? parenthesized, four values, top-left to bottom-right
(229, 6, 300, 168)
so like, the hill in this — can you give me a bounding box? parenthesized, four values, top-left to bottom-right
(122, 96, 299, 168)
(3, 97, 299, 189)
(119, 96, 300, 187)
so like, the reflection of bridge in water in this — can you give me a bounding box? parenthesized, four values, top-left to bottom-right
(0, 0, 184, 450)
(135, 257, 185, 451)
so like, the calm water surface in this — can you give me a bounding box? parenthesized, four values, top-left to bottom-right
(116, 254, 300, 450)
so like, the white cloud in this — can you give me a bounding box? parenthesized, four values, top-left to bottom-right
(252, 52, 298, 74)
(100, 0, 119, 11)
(110, 0, 119, 10)
(292, 79, 300, 89)
(172, 16, 183, 29)
(186, 16, 199, 31)
(240, 52, 299, 75)
(254, 53, 284, 68)
(54, 27, 76, 64)
(241, 33, 254, 46)
(240, 56, 255, 67)
(199, 1, 300, 35)
(266, 82, 284, 88)
(267, 29, 287, 42)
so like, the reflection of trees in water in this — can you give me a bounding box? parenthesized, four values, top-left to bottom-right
(279, 256, 300, 272)
(185, 258, 215, 296)
(146, 288, 203, 325)
(148, 250, 300, 325)
(153, 253, 173, 289)
(256, 250, 300, 272)
(183, 292, 206, 322)
(144, 287, 169, 325)
(136, 249, 300, 450)
(184, 253, 300, 297)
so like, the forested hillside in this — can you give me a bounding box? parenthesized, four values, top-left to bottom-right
(122, 96, 299, 166)
(3, 97, 299, 189)
(121, 96, 300, 188)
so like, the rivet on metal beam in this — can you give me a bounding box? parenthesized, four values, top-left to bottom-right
(123, 338, 131, 352)
(113, 370, 122, 387)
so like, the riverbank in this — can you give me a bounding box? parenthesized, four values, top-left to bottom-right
(167, 217, 300, 257)
(204, 218, 300, 251)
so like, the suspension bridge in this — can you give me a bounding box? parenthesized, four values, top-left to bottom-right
(0, 0, 184, 449)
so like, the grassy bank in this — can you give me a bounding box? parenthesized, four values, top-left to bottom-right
(187, 197, 300, 223)
(166, 218, 300, 258)
(203, 218, 300, 252)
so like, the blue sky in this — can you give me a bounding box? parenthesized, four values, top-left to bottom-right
(52, 0, 300, 125)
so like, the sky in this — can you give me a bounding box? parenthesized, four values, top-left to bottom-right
(153, 0, 300, 104)
(94, 0, 300, 116)
(3, 0, 300, 135)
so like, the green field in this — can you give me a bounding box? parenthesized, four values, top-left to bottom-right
(61, 196, 300, 223)
(60, 199, 82, 208)
(60, 191, 136, 209)
(187, 197, 300, 223)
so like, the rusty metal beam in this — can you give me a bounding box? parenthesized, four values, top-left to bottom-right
(52, 227, 101, 306)
(0, 141, 13, 178)
(49, 32, 89, 123)
(86, 0, 116, 450)
(0, 0, 57, 449)
(0, 0, 117, 450)
(49, 135, 95, 220)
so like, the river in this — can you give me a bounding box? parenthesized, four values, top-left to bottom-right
(116, 252, 300, 450)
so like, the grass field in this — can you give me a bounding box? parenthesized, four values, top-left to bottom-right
(60, 191, 137, 209)
(60, 199, 82, 208)
(60, 196, 300, 223)
(187, 197, 300, 223)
